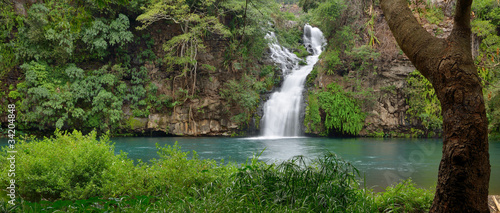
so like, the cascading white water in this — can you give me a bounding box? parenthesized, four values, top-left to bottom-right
(261, 24, 326, 138)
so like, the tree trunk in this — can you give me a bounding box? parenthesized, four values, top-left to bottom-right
(380, 0, 490, 212)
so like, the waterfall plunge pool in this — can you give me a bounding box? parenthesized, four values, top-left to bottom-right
(1, 137, 499, 193)
(108, 136, 500, 194)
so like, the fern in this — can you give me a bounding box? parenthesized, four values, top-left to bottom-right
(317, 83, 365, 136)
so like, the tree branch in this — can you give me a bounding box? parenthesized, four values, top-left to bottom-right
(380, 0, 445, 80)
(450, 0, 473, 51)
(453, 0, 472, 31)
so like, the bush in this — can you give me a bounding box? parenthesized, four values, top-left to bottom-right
(0, 131, 237, 202)
(374, 179, 434, 212)
(0, 130, 123, 201)
(18, 63, 126, 132)
(309, 0, 346, 39)
(150, 142, 237, 192)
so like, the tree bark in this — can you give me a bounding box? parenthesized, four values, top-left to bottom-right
(380, 0, 490, 212)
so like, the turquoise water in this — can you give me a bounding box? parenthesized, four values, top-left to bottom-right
(109, 137, 500, 194)
(1, 137, 499, 194)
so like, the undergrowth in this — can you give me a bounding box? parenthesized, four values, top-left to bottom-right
(0, 131, 434, 212)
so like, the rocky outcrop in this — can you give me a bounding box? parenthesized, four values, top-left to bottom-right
(304, 57, 417, 137)
(126, 97, 241, 136)
(360, 60, 415, 136)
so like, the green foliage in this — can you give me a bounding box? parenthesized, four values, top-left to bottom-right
(473, 0, 500, 25)
(228, 153, 370, 212)
(306, 66, 318, 86)
(304, 92, 322, 134)
(0, 131, 436, 212)
(0, 1, 23, 79)
(294, 45, 310, 59)
(323, 50, 342, 75)
(346, 45, 381, 74)
(0, 131, 236, 203)
(0, 130, 122, 201)
(81, 14, 134, 59)
(309, 0, 346, 39)
(220, 0, 279, 69)
(317, 83, 366, 135)
(258, 65, 281, 90)
(276, 0, 300, 5)
(19, 62, 125, 131)
(485, 68, 500, 138)
(152, 142, 231, 190)
(220, 74, 260, 123)
(299, 0, 323, 12)
(471, 0, 500, 138)
(16, 3, 88, 63)
(137, 0, 230, 95)
(273, 20, 305, 51)
(472, 19, 500, 57)
(424, 4, 444, 25)
(405, 70, 442, 137)
(374, 179, 434, 212)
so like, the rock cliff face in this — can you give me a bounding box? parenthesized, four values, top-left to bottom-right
(133, 98, 238, 136)
(127, 24, 418, 137)
(125, 2, 453, 137)
(303, 2, 456, 137)
(124, 41, 239, 136)
(123, 22, 274, 136)
(360, 60, 415, 136)
(304, 56, 417, 137)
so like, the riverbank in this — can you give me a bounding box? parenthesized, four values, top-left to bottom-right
(0, 130, 436, 212)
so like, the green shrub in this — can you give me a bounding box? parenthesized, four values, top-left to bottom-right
(323, 50, 342, 75)
(0, 131, 238, 203)
(0, 130, 123, 201)
(374, 179, 434, 212)
(151, 143, 236, 192)
(424, 5, 444, 25)
(81, 14, 134, 59)
(0, 1, 23, 79)
(18, 63, 126, 132)
(309, 0, 346, 39)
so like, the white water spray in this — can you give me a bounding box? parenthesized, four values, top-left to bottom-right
(261, 24, 326, 138)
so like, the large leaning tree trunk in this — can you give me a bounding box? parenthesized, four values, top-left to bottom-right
(380, 0, 490, 212)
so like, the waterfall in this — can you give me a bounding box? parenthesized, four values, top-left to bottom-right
(261, 24, 326, 138)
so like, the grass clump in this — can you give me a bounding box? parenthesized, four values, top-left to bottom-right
(227, 153, 372, 212)
(374, 179, 434, 212)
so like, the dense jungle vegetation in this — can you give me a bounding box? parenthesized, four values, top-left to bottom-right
(301, 0, 500, 139)
(0, 0, 498, 138)
(0, 0, 306, 136)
